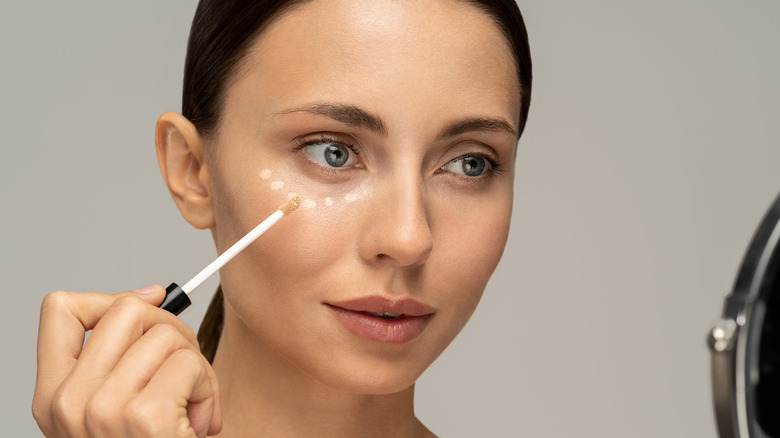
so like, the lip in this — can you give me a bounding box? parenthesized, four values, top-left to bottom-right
(324, 296, 436, 344)
(327, 295, 437, 316)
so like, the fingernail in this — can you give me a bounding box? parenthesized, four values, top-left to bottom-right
(134, 285, 161, 294)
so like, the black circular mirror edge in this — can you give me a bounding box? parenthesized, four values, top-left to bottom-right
(710, 192, 780, 438)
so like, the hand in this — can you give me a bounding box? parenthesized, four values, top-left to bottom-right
(32, 286, 222, 437)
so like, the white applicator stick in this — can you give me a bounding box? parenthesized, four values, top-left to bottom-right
(160, 196, 301, 315)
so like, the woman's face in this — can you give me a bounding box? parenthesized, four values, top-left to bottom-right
(206, 0, 520, 393)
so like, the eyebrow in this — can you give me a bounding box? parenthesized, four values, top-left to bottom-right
(276, 103, 388, 136)
(439, 117, 519, 140)
(276, 102, 518, 140)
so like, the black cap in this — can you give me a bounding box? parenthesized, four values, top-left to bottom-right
(160, 282, 192, 315)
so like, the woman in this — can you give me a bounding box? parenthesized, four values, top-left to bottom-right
(33, 0, 531, 436)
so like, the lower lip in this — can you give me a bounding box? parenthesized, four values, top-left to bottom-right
(326, 305, 433, 344)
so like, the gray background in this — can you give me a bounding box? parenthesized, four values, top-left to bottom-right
(2, 1, 778, 436)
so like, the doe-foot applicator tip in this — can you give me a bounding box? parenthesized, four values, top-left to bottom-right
(281, 196, 302, 215)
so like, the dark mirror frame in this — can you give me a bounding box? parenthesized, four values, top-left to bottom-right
(710, 193, 780, 438)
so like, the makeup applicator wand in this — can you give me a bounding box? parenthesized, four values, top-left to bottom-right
(160, 196, 301, 315)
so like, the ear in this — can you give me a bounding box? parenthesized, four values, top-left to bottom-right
(155, 112, 215, 229)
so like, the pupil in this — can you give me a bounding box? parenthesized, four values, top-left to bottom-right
(462, 157, 485, 176)
(324, 144, 349, 167)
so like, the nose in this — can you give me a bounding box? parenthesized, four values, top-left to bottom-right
(359, 176, 434, 268)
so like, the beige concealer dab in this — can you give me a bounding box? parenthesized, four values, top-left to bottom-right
(344, 193, 359, 203)
(258, 169, 371, 210)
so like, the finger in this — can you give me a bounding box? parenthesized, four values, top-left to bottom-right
(207, 373, 222, 438)
(100, 323, 197, 400)
(33, 287, 167, 433)
(129, 349, 219, 438)
(67, 294, 198, 396)
(35, 287, 166, 397)
(82, 325, 202, 437)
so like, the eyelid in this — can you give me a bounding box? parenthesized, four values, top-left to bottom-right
(444, 154, 500, 174)
(441, 140, 503, 170)
(293, 133, 360, 154)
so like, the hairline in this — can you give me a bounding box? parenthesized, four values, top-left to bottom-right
(205, 0, 525, 145)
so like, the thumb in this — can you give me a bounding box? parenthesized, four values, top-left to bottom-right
(127, 284, 167, 306)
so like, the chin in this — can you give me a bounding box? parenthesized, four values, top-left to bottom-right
(288, 332, 453, 396)
(308, 361, 424, 395)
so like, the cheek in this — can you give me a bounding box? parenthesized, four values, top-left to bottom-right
(212, 163, 368, 254)
(212, 166, 367, 310)
(432, 192, 512, 318)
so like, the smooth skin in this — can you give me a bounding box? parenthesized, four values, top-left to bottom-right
(33, 1, 521, 437)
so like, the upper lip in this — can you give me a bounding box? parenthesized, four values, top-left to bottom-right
(325, 295, 436, 317)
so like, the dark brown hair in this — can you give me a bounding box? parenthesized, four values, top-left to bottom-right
(185, 0, 532, 362)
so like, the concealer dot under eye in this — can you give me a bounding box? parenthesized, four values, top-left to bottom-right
(256, 169, 369, 210)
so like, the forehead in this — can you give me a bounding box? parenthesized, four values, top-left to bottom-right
(230, 0, 520, 129)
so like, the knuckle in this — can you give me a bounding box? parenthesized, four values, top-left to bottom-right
(172, 347, 204, 364)
(125, 397, 160, 432)
(149, 323, 199, 351)
(182, 326, 200, 349)
(84, 390, 118, 431)
(50, 384, 82, 428)
(111, 295, 149, 316)
(40, 290, 72, 312)
(31, 394, 49, 429)
(148, 322, 181, 340)
(162, 321, 199, 349)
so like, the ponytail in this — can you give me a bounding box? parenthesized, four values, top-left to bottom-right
(197, 285, 225, 363)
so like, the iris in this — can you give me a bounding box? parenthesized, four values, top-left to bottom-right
(324, 144, 350, 167)
(461, 156, 486, 176)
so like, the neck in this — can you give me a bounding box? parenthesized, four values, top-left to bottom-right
(208, 309, 434, 438)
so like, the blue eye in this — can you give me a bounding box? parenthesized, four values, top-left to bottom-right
(444, 156, 488, 176)
(304, 142, 357, 168)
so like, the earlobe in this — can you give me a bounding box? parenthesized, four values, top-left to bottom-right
(155, 112, 215, 229)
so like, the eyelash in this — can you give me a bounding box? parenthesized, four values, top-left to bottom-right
(294, 134, 360, 153)
(444, 154, 503, 185)
(477, 155, 502, 173)
(293, 134, 503, 180)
